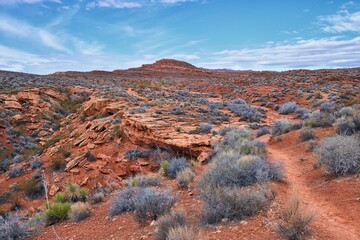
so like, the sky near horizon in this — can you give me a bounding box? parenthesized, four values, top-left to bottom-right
(0, 0, 360, 74)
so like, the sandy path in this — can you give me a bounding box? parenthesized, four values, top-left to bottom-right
(266, 140, 360, 240)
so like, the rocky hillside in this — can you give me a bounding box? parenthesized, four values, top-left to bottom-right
(0, 60, 360, 240)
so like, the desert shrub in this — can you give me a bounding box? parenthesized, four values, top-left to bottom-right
(69, 202, 90, 222)
(176, 168, 195, 189)
(218, 126, 238, 136)
(79, 189, 89, 202)
(335, 109, 360, 136)
(159, 160, 169, 176)
(319, 101, 334, 113)
(279, 102, 298, 115)
(295, 108, 311, 119)
(217, 127, 252, 150)
(0, 213, 33, 239)
(154, 210, 187, 240)
(336, 106, 353, 118)
(167, 226, 197, 240)
(199, 154, 283, 189)
(45, 202, 71, 224)
(228, 99, 264, 122)
(124, 175, 160, 188)
(132, 188, 176, 224)
(304, 111, 335, 128)
(236, 140, 266, 156)
(166, 157, 190, 179)
(8, 166, 24, 178)
(200, 186, 272, 224)
(316, 135, 360, 175)
(66, 182, 79, 202)
(22, 179, 44, 199)
(256, 126, 271, 137)
(84, 151, 96, 162)
(50, 156, 66, 172)
(198, 123, 213, 134)
(125, 149, 150, 160)
(274, 195, 314, 240)
(272, 120, 303, 136)
(30, 158, 43, 170)
(88, 192, 104, 204)
(109, 187, 138, 217)
(299, 128, 316, 142)
(54, 192, 68, 203)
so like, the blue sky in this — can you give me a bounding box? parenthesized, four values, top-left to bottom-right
(0, 0, 360, 73)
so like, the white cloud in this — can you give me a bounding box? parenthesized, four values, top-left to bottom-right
(0, 0, 61, 4)
(319, 10, 360, 33)
(201, 36, 360, 70)
(86, 0, 201, 9)
(0, 15, 69, 52)
(86, 0, 142, 9)
(0, 44, 59, 72)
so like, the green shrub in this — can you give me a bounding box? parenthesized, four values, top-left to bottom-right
(54, 192, 68, 203)
(45, 202, 71, 224)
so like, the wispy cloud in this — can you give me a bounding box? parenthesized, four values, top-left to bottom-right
(86, 0, 142, 9)
(0, 0, 61, 5)
(0, 15, 69, 52)
(0, 44, 59, 72)
(319, 10, 360, 33)
(318, 1, 360, 33)
(201, 36, 360, 70)
(86, 0, 202, 9)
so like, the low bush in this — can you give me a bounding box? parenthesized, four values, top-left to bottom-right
(304, 111, 335, 128)
(200, 186, 272, 224)
(299, 128, 316, 142)
(167, 226, 197, 240)
(45, 202, 71, 225)
(316, 135, 360, 175)
(335, 109, 360, 136)
(228, 100, 264, 122)
(69, 202, 90, 222)
(8, 166, 24, 178)
(176, 168, 195, 189)
(125, 149, 150, 160)
(109, 187, 176, 224)
(84, 151, 96, 162)
(279, 102, 298, 115)
(166, 157, 190, 179)
(217, 127, 252, 150)
(198, 123, 213, 134)
(274, 195, 314, 240)
(154, 210, 187, 240)
(272, 120, 303, 137)
(50, 156, 66, 172)
(132, 188, 176, 224)
(256, 126, 271, 137)
(54, 192, 68, 203)
(199, 154, 283, 189)
(124, 175, 160, 188)
(0, 213, 33, 239)
(109, 187, 138, 217)
(22, 179, 44, 199)
(88, 192, 104, 204)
